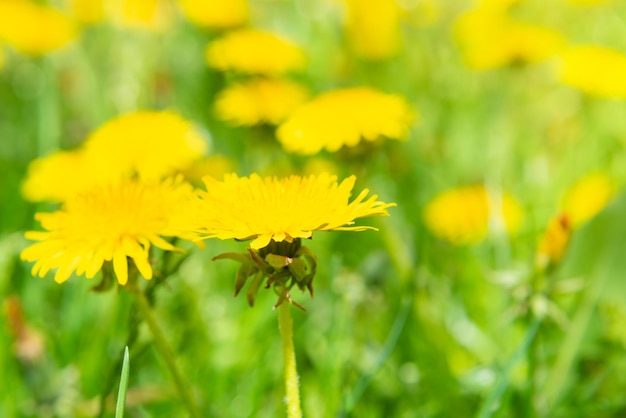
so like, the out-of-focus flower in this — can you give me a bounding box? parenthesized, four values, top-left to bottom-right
(557, 46, 626, 98)
(454, 8, 564, 70)
(187, 173, 395, 250)
(84, 110, 208, 181)
(21, 177, 194, 285)
(67, 0, 105, 24)
(206, 29, 305, 75)
(181, 155, 236, 184)
(215, 78, 309, 126)
(0, 0, 78, 56)
(108, 0, 172, 31)
(3, 296, 45, 364)
(536, 214, 571, 268)
(424, 185, 523, 245)
(277, 87, 414, 155)
(342, 0, 401, 60)
(22, 111, 208, 202)
(561, 172, 615, 227)
(176, 0, 248, 29)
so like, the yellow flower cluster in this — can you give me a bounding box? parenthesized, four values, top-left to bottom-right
(214, 79, 309, 127)
(68, 0, 172, 30)
(206, 29, 306, 75)
(342, 0, 401, 60)
(277, 87, 414, 154)
(424, 185, 523, 245)
(176, 0, 249, 29)
(0, 0, 78, 56)
(22, 111, 208, 202)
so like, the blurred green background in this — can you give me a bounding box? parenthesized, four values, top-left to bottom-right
(3, 0, 626, 417)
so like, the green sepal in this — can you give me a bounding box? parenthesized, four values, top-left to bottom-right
(212, 252, 252, 264)
(247, 248, 274, 275)
(288, 257, 307, 282)
(265, 253, 291, 269)
(246, 271, 265, 307)
(296, 246, 318, 296)
(92, 264, 115, 293)
(234, 262, 256, 297)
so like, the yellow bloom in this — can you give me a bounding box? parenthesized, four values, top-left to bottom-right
(215, 78, 309, 126)
(107, 0, 172, 31)
(424, 185, 522, 245)
(277, 87, 414, 155)
(536, 214, 571, 267)
(561, 172, 615, 227)
(206, 29, 305, 75)
(21, 177, 193, 285)
(176, 0, 248, 29)
(343, 0, 401, 60)
(454, 9, 564, 70)
(557, 46, 626, 98)
(21, 111, 208, 202)
(188, 173, 395, 250)
(181, 155, 236, 184)
(0, 0, 78, 56)
(83, 110, 208, 181)
(67, 0, 105, 24)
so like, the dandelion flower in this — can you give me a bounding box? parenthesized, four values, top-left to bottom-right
(108, 0, 172, 31)
(215, 78, 309, 126)
(536, 214, 571, 267)
(176, 0, 248, 29)
(343, 0, 401, 60)
(68, 0, 105, 24)
(277, 87, 414, 155)
(561, 172, 615, 227)
(424, 185, 522, 245)
(83, 110, 208, 181)
(21, 177, 193, 285)
(557, 46, 626, 98)
(0, 0, 78, 56)
(206, 29, 305, 75)
(188, 173, 395, 250)
(454, 9, 564, 70)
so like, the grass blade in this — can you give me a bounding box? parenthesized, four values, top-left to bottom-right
(115, 346, 130, 418)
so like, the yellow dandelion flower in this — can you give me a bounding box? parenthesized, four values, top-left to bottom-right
(215, 78, 309, 126)
(536, 214, 571, 267)
(557, 46, 626, 98)
(424, 185, 522, 245)
(343, 0, 401, 60)
(67, 0, 105, 24)
(277, 87, 414, 155)
(454, 9, 564, 70)
(107, 0, 172, 31)
(0, 0, 78, 56)
(21, 177, 193, 285)
(561, 172, 615, 227)
(181, 155, 236, 184)
(188, 173, 395, 250)
(21, 149, 114, 203)
(83, 110, 208, 181)
(176, 0, 248, 29)
(206, 29, 305, 75)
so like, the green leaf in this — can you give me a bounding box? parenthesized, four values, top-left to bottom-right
(115, 346, 130, 418)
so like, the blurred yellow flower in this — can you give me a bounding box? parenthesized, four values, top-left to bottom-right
(0, 0, 78, 56)
(22, 111, 208, 202)
(188, 173, 395, 250)
(561, 172, 615, 227)
(67, 0, 105, 24)
(181, 155, 236, 184)
(206, 29, 306, 75)
(536, 214, 571, 267)
(424, 185, 523, 245)
(454, 9, 564, 70)
(177, 0, 248, 29)
(22, 149, 112, 203)
(557, 46, 626, 98)
(21, 177, 193, 285)
(343, 0, 401, 60)
(215, 78, 309, 126)
(277, 87, 414, 154)
(83, 110, 208, 181)
(108, 0, 172, 31)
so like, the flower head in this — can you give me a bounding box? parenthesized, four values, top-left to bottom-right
(536, 214, 571, 268)
(177, 0, 249, 29)
(343, 0, 401, 60)
(206, 29, 305, 75)
(21, 177, 193, 285)
(109, 0, 172, 31)
(188, 173, 395, 250)
(561, 172, 615, 226)
(424, 185, 522, 245)
(215, 78, 309, 126)
(557, 46, 626, 98)
(0, 0, 78, 56)
(277, 87, 414, 155)
(454, 8, 564, 71)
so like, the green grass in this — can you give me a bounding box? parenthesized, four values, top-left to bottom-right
(3, 0, 626, 417)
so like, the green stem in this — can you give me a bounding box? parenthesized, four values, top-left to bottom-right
(133, 287, 202, 418)
(278, 303, 303, 418)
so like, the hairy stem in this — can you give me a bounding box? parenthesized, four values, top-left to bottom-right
(278, 303, 303, 418)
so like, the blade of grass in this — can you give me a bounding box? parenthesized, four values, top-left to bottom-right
(115, 346, 130, 418)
